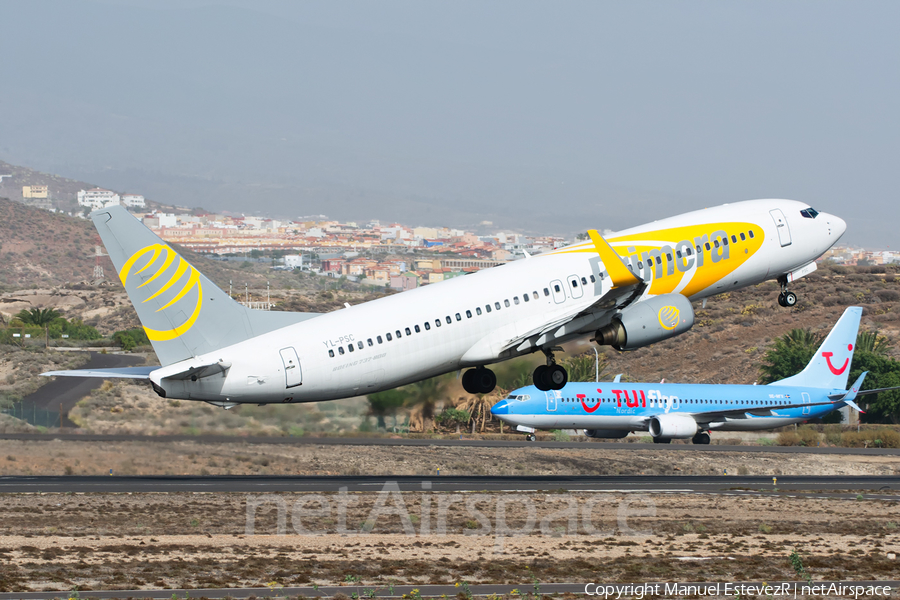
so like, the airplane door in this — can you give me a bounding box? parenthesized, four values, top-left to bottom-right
(770, 209, 792, 247)
(279, 347, 302, 388)
(567, 275, 583, 299)
(546, 391, 558, 412)
(801, 392, 811, 415)
(550, 280, 566, 304)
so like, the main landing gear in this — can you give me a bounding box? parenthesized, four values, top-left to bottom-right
(462, 367, 497, 394)
(777, 276, 797, 308)
(533, 347, 568, 392)
(525, 434, 537, 442)
(692, 431, 711, 445)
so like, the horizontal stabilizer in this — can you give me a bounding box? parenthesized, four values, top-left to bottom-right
(42, 367, 157, 379)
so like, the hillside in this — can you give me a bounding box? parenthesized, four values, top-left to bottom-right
(0, 160, 98, 212)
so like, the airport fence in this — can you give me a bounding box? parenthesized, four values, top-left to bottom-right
(1, 402, 62, 429)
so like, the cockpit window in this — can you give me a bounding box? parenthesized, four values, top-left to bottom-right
(506, 394, 530, 401)
(800, 207, 819, 219)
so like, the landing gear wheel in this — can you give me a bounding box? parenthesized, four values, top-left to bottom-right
(548, 364, 568, 390)
(533, 365, 551, 391)
(692, 432, 711, 445)
(463, 368, 496, 394)
(526, 434, 536, 442)
(777, 292, 786, 307)
(782, 291, 797, 307)
(652, 437, 672, 444)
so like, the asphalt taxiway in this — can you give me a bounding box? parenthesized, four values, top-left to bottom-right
(2, 474, 899, 495)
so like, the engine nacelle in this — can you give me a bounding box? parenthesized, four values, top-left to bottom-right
(583, 429, 630, 439)
(648, 413, 698, 439)
(594, 293, 694, 350)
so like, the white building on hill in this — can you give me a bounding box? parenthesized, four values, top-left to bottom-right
(77, 188, 120, 210)
(122, 193, 146, 208)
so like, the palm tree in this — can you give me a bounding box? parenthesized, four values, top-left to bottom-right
(857, 330, 890, 355)
(15, 308, 60, 327)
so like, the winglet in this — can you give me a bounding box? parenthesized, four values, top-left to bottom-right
(587, 229, 642, 288)
(841, 371, 868, 413)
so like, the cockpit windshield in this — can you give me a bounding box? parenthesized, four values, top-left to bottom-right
(800, 207, 819, 219)
(506, 394, 530, 402)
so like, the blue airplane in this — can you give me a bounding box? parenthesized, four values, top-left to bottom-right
(491, 306, 892, 444)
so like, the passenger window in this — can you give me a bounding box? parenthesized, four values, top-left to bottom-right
(513, 297, 519, 305)
(714, 239, 720, 248)
(328, 349, 335, 357)
(543, 288, 550, 297)
(486, 305, 492, 313)
(435, 319, 441, 327)
(740, 232, 746, 241)
(367, 339, 373, 346)
(523, 294, 530, 302)
(415, 325, 421, 333)
(686, 247, 693, 256)
(358, 341, 364, 350)
(396, 330, 402, 339)
(731, 235, 737, 243)
(553, 284, 561, 293)
(504, 299, 510, 307)
(424, 322, 431, 330)
(456, 313, 462, 321)
(405, 327, 411, 336)
(571, 280, 578, 287)
(665, 253, 672, 262)
(705, 242, 711, 251)
(495, 302, 501, 310)
(589, 275, 595, 283)
(749, 230, 755, 238)
(386, 333, 392, 341)
(696, 245, 702, 253)
(676, 250, 682, 259)
(377, 335, 383, 344)
(581, 277, 587, 285)
(338, 347, 345, 355)
(446, 316, 452, 324)
(476, 307, 482, 315)
(534, 291, 540, 299)
(348, 344, 354, 353)
(466, 310, 473, 318)
(655, 256, 661, 265)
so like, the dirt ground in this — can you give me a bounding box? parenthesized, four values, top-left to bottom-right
(2, 439, 900, 477)
(1, 490, 899, 593)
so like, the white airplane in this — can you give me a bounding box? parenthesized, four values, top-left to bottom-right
(44, 201, 844, 407)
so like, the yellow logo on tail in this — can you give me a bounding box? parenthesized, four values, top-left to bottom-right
(658, 306, 680, 330)
(119, 244, 203, 341)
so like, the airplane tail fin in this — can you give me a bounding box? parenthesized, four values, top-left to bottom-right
(92, 205, 317, 366)
(771, 306, 863, 390)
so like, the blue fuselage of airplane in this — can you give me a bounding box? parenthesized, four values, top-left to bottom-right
(491, 381, 845, 434)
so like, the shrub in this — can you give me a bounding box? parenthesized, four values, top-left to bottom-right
(841, 429, 900, 448)
(758, 523, 773, 534)
(777, 430, 801, 446)
(758, 437, 775, 446)
(824, 424, 843, 446)
(797, 426, 821, 447)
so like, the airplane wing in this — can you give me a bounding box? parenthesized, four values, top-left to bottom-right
(688, 399, 840, 424)
(501, 229, 646, 353)
(42, 367, 157, 379)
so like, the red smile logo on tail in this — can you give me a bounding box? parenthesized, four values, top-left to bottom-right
(823, 344, 853, 375)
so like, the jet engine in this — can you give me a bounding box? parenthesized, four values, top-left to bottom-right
(648, 414, 698, 439)
(583, 429, 630, 439)
(594, 293, 694, 351)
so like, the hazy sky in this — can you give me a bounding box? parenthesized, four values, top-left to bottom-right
(1, 1, 898, 245)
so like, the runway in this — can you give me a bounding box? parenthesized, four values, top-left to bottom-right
(2, 474, 899, 494)
(0, 582, 898, 600)
(2, 432, 899, 455)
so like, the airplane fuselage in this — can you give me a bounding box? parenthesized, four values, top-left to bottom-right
(151, 199, 844, 404)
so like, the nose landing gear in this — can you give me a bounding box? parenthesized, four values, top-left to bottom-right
(533, 347, 568, 391)
(777, 277, 797, 307)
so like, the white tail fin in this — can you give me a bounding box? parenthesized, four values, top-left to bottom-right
(772, 306, 862, 390)
(92, 205, 318, 366)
